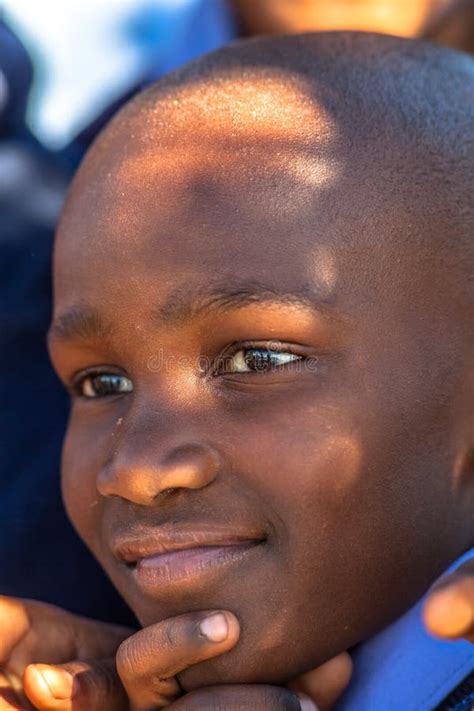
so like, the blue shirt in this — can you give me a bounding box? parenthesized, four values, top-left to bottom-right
(335, 549, 474, 711)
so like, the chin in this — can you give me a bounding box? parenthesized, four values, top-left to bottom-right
(177, 645, 288, 691)
(125, 594, 342, 691)
(177, 626, 332, 692)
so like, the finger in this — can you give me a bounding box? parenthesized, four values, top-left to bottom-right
(288, 652, 352, 711)
(169, 684, 318, 710)
(23, 658, 128, 711)
(423, 568, 474, 642)
(0, 598, 31, 667)
(117, 610, 240, 710)
(0, 596, 131, 676)
(0, 670, 33, 711)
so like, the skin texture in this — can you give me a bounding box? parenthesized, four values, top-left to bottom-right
(47, 32, 474, 696)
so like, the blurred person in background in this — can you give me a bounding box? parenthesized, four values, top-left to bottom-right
(235, 0, 474, 52)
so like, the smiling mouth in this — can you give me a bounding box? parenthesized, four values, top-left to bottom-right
(112, 526, 266, 592)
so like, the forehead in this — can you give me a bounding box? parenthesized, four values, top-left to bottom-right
(54, 70, 439, 319)
(57, 71, 338, 252)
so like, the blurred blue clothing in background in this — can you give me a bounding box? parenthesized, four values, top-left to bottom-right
(0, 18, 134, 623)
(3, 0, 236, 148)
(0, 2, 236, 621)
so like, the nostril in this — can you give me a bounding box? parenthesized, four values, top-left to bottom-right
(97, 443, 221, 504)
(161, 487, 178, 497)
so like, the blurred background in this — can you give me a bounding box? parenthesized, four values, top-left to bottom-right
(0, 0, 472, 626)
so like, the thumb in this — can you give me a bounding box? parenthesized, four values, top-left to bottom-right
(23, 658, 128, 711)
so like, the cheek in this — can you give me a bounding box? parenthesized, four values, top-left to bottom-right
(224, 403, 366, 586)
(230, 395, 363, 525)
(61, 410, 109, 553)
(221, 395, 427, 660)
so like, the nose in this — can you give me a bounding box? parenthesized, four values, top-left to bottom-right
(97, 442, 220, 505)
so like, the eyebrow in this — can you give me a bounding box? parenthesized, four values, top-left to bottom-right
(48, 305, 114, 344)
(48, 279, 335, 344)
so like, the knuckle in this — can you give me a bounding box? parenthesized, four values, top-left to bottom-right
(116, 638, 142, 685)
(62, 659, 130, 711)
(94, 661, 120, 697)
(164, 619, 177, 649)
(78, 661, 118, 699)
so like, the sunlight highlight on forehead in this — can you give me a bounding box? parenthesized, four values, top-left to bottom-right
(55, 67, 344, 288)
(141, 69, 337, 140)
(110, 69, 340, 189)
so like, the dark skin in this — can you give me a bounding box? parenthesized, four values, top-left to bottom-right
(8, 33, 474, 710)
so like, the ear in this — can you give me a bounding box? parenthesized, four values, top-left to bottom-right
(455, 447, 474, 487)
(453, 366, 474, 490)
(452, 443, 474, 548)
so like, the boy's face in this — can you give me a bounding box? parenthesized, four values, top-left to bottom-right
(49, 76, 472, 689)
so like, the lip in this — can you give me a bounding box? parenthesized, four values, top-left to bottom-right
(134, 541, 261, 589)
(110, 524, 265, 592)
(112, 524, 265, 563)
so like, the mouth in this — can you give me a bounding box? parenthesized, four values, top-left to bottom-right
(111, 525, 266, 593)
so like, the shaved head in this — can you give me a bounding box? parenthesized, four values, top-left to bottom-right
(51, 33, 474, 687)
(57, 33, 474, 333)
(63, 32, 473, 249)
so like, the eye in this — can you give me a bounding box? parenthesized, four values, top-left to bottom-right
(73, 371, 133, 399)
(216, 346, 303, 375)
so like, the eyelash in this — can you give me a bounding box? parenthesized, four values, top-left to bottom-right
(72, 343, 310, 399)
(210, 342, 304, 377)
(71, 368, 133, 399)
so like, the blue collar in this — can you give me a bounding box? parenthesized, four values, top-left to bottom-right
(335, 549, 474, 711)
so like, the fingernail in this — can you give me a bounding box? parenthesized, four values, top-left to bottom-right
(199, 612, 229, 642)
(35, 664, 74, 700)
(297, 694, 319, 711)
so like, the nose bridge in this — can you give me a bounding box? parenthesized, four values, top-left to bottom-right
(97, 406, 220, 505)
